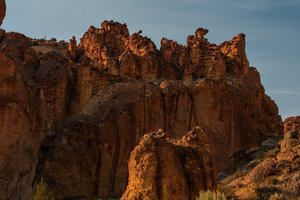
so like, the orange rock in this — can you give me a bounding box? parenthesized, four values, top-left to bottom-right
(221, 129, 300, 198)
(195, 27, 209, 42)
(121, 127, 216, 200)
(0, 21, 283, 199)
(219, 33, 249, 75)
(68, 36, 76, 60)
(284, 116, 300, 132)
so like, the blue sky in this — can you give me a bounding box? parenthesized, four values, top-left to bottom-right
(2, 0, 300, 119)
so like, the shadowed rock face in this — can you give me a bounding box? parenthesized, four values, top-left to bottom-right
(121, 127, 216, 200)
(0, 0, 5, 26)
(0, 20, 283, 199)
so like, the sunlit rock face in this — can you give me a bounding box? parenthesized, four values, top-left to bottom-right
(219, 128, 300, 199)
(284, 116, 300, 132)
(0, 20, 283, 199)
(121, 127, 216, 200)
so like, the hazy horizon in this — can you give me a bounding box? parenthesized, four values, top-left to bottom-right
(2, 0, 300, 119)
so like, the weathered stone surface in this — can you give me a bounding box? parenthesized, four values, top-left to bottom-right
(0, 0, 5, 26)
(0, 50, 41, 200)
(220, 129, 300, 199)
(0, 33, 70, 199)
(219, 33, 249, 76)
(195, 27, 209, 42)
(68, 36, 77, 60)
(0, 21, 283, 199)
(284, 116, 300, 132)
(121, 127, 216, 200)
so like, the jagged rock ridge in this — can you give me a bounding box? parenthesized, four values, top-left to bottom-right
(0, 20, 282, 199)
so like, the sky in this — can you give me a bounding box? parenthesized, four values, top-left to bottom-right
(2, 0, 300, 119)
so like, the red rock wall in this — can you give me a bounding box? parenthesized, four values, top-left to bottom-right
(0, 21, 283, 199)
(0, 50, 41, 200)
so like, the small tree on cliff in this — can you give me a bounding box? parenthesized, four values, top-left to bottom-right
(31, 177, 55, 200)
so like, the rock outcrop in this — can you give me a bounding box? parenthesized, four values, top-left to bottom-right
(0, 20, 283, 199)
(219, 129, 300, 199)
(284, 116, 300, 132)
(0, 0, 5, 26)
(68, 36, 77, 60)
(121, 127, 216, 200)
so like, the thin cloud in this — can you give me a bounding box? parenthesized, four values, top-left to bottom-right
(222, 0, 300, 10)
(267, 90, 300, 96)
(222, 0, 271, 10)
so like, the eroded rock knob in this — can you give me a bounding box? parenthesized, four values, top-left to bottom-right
(68, 36, 77, 60)
(0, 0, 6, 26)
(195, 27, 209, 41)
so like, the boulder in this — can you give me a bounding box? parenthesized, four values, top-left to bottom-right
(121, 127, 216, 200)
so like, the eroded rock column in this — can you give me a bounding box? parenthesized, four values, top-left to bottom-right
(0, 0, 6, 26)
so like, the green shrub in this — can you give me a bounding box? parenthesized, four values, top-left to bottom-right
(196, 190, 226, 200)
(49, 38, 57, 42)
(31, 177, 55, 200)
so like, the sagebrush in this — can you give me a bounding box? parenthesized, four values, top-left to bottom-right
(31, 177, 55, 200)
(196, 190, 226, 200)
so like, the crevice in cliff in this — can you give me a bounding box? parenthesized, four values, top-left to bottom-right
(93, 150, 101, 196)
(110, 109, 121, 195)
(65, 65, 77, 116)
(156, 84, 168, 132)
(154, 142, 162, 200)
(93, 126, 102, 197)
(179, 151, 192, 200)
(198, 152, 208, 190)
(186, 85, 199, 130)
(143, 83, 147, 133)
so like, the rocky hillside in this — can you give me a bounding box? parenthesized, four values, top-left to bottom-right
(0, 2, 283, 198)
(218, 117, 300, 199)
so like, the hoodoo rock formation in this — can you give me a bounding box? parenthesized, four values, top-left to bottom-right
(0, 20, 283, 199)
(0, 0, 5, 26)
(68, 36, 77, 60)
(121, 127, 216, 200)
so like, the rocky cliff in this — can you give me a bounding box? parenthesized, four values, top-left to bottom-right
(0, 19, 283, 199)
(121, 127, 216, 200)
